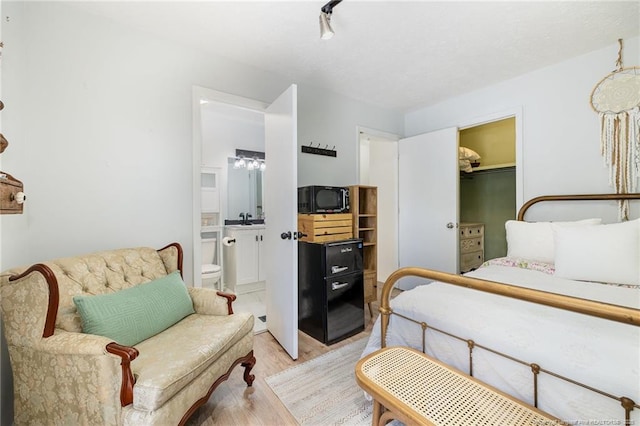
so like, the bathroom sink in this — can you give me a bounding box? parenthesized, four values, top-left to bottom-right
(224, 219, 265, 226)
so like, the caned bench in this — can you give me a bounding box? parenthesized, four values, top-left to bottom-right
(355, 346, 559, 426)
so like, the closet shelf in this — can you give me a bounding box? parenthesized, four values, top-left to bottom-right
(471, 162, 515, 171)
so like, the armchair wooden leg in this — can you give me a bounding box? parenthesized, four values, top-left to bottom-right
(241, 350, 256, 386)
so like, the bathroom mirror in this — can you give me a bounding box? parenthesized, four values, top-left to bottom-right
(227, 157, 264, 221)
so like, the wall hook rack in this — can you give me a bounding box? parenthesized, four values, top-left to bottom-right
(301, 142, 337, 157)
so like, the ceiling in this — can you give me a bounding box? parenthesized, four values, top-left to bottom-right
(72, 1, 640, 112)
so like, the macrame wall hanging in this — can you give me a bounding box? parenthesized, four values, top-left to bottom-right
(590, 39, 640, 220)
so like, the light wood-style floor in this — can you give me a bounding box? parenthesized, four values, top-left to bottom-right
(187, 290, 394, 426)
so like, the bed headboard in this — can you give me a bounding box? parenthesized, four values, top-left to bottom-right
(517, 193, 640, 221)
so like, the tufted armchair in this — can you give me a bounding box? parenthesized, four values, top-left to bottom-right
(0, 242, 255, 425)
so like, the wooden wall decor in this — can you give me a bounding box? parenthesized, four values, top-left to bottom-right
(0, 98, 26, 214)
(590, 39, 640, 220)
(1, 133, 8, 154)
(0, 172, 25, 214)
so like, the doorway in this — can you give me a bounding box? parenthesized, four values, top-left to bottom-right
(192, 85, 300, 360)
(458, 117, 516, 269)
(358, 127, 399, 283)
(194, 90, 268, 334)
(395, 108, 522, 288)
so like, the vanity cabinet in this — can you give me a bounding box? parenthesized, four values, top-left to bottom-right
(224, 226, 265, 293)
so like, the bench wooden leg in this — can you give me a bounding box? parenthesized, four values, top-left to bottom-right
(372, 400, 383, 425)
(380, 410, 398, 425)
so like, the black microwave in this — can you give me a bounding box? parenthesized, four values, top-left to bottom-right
(298, 186, 350, 213)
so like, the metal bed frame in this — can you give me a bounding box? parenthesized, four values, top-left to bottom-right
(378, 194, 640, 423)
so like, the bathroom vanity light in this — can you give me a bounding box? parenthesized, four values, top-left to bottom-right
(233, 158, 246, 169)
(233, 149, 265, 171)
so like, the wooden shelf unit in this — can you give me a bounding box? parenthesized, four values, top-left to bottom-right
(350, 185, 378, 316)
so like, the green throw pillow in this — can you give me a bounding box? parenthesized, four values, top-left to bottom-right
(73, 271, 195, 347)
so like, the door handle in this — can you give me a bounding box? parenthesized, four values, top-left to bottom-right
(446, 222, 456, 229)
(331, 281, 349, 291)
(280, 231, 292, 240)
(293, 231, 307, 240)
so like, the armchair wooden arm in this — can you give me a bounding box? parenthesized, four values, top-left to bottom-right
(106, 343, 139, 406)
(216, 291, 237, 314)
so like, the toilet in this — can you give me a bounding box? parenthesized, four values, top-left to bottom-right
(201, 237, 222, 289)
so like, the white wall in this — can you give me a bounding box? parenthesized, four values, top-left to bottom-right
(201, 103, 265, 170)
(405, 36, 640, 223)
(297, 85, 403, 187)
(0, 1, 289, 278)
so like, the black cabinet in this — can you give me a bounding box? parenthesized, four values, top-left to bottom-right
(298, 239, 365, 345)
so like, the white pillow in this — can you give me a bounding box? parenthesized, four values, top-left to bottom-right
(554, 219, 640, 286)
(505, 219, 602, 263)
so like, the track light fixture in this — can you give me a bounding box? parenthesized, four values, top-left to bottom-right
(319, 12, 334, 40)
(319, 0, 343, 40)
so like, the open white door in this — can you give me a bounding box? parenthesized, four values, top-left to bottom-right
(398, 127, 459, 290)
(264, 85, 298, 360)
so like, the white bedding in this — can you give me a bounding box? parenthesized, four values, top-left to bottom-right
(362, 262, 640, 422)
